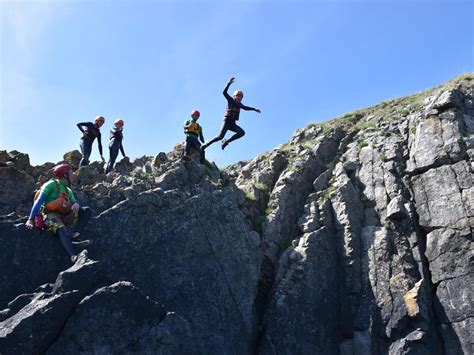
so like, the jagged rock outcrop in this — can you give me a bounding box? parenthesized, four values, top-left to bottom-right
(0, 74, 472, 354)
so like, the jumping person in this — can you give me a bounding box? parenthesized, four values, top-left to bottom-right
(25, 164, 92, 263)
(106, 118, 127, 174)
(77, 116, 105, 167)
(201, 77, 261, 150)
(183, 110, 205, 163)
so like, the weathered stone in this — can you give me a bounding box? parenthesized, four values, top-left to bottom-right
(426, 228, 472, 283)
(47, 282, 193, 354)
(259, 227, 339, 354)
(412, 162, 471, 229)
(113, 156, 133, 174)
(386, 196, 409, 220)
(63, 150, 82, 169)
(153, 152, 168, 168)
(407, 111, 466, 173)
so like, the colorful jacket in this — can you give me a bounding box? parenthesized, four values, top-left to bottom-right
(28, 179, 76, 219)
(184, 119, 205, 143)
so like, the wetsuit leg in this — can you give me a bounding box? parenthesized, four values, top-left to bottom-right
(74, 207, 92, 235)
(204, 120, 230, 148)
(190, 137, 205, 163)
(58, 227, 76, 257)
(184, 137, 193, 156)
(224, 121, 245, 145)
(79, 138, 92, 167)
(106, 140, 120, 173)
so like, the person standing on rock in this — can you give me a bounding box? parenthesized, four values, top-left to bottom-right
(183, 110, 205, 163)
(201, 77, 261, 150)
(25, 164, 92, 263)
(106, 118, 127, 173)
(77, 116, 105, 167)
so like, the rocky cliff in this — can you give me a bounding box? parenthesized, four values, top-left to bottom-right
(0, 74, 472, 354)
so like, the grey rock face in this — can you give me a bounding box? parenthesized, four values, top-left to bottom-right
(259, 227, 339, 354)
(412, 161, 472, 229)
(407, 109, 467, 174)
(47, 282, 193, 354)
(87, 185, 261, 353)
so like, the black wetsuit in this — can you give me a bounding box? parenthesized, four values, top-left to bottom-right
(77, 122, 103, 167)
(58, 206, 92, 257)
(204, 82, 258, 148)
(106, 127, 126, 173)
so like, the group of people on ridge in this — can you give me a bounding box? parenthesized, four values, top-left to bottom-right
(76, 116, 127, 173)
(25, 76, 260, 263)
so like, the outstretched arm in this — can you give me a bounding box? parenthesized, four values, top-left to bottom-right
(240, 104, 261, 113)
(199, 128, 205, 143)
(223, 77, 235, 100)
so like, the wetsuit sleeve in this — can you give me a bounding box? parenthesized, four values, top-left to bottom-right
(120, 142, 126, 157)
(28, 192, 47, 220)
(184, 120, 191, 128)
(98, 132, 103, 156)
(77, 122, 89, 133)
(199, 126, 205, 143)
(67, 188, 77, 205)
(223, 82, 232, 101)
(240, 103, 257, 111)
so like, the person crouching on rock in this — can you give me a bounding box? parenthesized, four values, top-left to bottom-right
(77, 115, 105, 167)
(201, 77, 261, 151)
(183, 109, 205, 164)
(25, 164, 92, 263)
(106, 118, 127, 174)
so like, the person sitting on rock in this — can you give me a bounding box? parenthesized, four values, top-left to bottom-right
(77, 116, 105, 167)
(106, 118, 127, 174)
(201, 77, 261, 150)
(183, 110, 205, 164)
(25, 164, 92, 263)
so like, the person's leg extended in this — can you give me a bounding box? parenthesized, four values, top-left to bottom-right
(202, 120, 230, 148)
(223, 122, 245, 148)
(58, 227, 76, 257)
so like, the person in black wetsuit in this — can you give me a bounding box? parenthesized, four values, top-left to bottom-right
(201, 77, 261, 150)
(77, 116, 105, 167)
(106, 118, 127, 173)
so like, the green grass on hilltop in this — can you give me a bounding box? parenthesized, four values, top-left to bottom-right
(309, 73, 474, 134)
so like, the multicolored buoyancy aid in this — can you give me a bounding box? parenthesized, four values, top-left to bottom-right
(184, 120, 201, 136)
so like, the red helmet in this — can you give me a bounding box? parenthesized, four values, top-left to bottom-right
(191, 110, 200, 117)
(114, 118, 124, 126)
(53, 164, 71, 178)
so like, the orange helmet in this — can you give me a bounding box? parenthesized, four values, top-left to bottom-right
(114, 118, 124, 126)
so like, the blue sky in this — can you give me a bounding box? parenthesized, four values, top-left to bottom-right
(1, 0, 473, 167)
